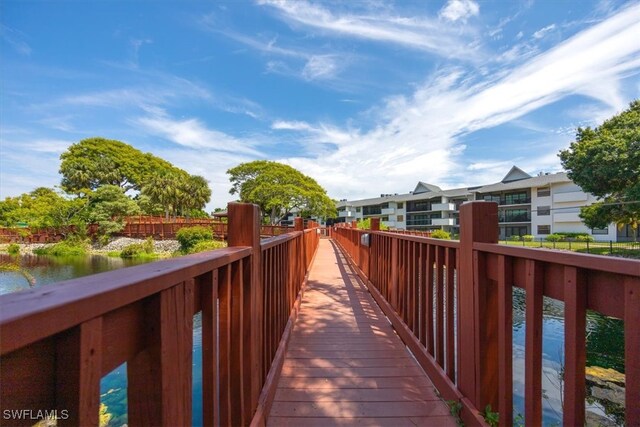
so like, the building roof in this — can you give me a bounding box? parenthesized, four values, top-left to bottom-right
(473, 172, 570, 193)
(336, 167, 572, 207)
(413, 181, 442, 194)
(501, 166, 531, 183)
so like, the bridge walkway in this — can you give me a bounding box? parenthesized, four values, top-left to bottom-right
(267, 239, 457, 426)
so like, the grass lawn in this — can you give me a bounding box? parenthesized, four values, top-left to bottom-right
(499, 240, 640, 259)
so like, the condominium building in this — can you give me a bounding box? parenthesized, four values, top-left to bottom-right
(335, 166, 630, 241)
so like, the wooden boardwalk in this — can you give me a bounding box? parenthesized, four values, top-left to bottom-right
(267, 239, 457, 426)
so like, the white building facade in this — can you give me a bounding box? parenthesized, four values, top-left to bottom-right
(335, 166, 625, 241)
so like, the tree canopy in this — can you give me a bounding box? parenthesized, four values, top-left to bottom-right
(559, 100, 640, 233)
(227, 160, 336, 224)
(59, 137, 184, 194)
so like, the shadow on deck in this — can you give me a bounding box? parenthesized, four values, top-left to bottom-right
(267, 239, 457, 426)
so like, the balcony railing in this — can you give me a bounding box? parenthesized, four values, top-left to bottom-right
(499, 214, 531, 222)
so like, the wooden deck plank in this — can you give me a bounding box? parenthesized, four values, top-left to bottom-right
(267, 239, 455, 425)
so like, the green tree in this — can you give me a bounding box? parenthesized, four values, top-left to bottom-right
(88, 185, 141, 239)
(559, 100, 640, 239)
(227, 160, 336, 224)
(0, 187, 89, 230)
(60, 137, 183, 194)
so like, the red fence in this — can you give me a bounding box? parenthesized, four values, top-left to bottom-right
(0, 203, 319, 426)
(333, 202, 639, 426)
(0, 221, 292, 243)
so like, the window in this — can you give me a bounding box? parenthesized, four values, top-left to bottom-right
(537, 187, 550, 197)
(537, 206, 550, 216)
(355, 207, 361, 212)
(592, 228, 608, 235)
(397, 215, 404, 222)
(504, 192, 529, 205)
(397, 202, 404, 209)
(500, 209, 530, 222)
(537, 225, 550, 235)
(407, 200, 431, 212)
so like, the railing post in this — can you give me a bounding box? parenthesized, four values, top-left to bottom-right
(227, 202, 262, 421)
(294, 217, 303, 231)
(370, 218, 380, 231)
(458, 201, 499, 415)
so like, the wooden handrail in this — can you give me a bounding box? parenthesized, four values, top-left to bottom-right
(0, 203, 320, 426)
(333, 201, 639, 426)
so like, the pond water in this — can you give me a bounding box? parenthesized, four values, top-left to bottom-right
(0, 254, 625, 426)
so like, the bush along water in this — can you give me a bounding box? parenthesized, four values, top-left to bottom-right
(120, 237, 156, 259)
(33, 236, 89, 256)
(188, 240, 227, 254)
(176, 226, 214, 253)
(430, 229, 451, 240)
(7, 243, 20, 254)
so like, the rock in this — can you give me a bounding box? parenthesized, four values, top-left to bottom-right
(96, 237, 180, 253)
(585, 366, 625, 386)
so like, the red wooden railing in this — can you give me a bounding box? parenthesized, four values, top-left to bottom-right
(333, 202, 639, 426)
(0, 203, 319, 426)
(0, 221, 292, 243)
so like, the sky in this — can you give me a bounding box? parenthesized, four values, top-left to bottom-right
(1, 0, 640, 210)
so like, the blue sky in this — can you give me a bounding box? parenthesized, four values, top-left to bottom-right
(1, 0, 639, 210)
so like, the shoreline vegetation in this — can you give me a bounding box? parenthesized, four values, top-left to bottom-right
(0, 234, 227, 259)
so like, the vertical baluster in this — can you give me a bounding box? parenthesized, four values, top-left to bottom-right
(202, 271, 219, 427)
(413, 243, 422, 338)
(230, 260, 245, 425)
(625, 276, 640, 424)
(218, 266, 233, 426)
(563, 266, 586, 426)
(128, 280, 194, 426)
(436, 246, 445, 366)
(425, 244, 435, 354)
(445, 247, 456, 381)
(56, 317, 102, 426)
(525, 259, 543, 426)
(498, 255, 513, 427)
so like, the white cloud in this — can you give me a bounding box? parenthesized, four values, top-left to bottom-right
(439, 0, 480, 23)
(135, 109, 264, 157)
(258, 0, 482, 60)
(302, 55, 339, 80)
(533, 24, 557, 39)
(1, 25, 32, 56)
(269, 3, 640, 200)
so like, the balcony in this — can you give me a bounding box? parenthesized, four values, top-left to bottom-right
(499, 197, 531, 206)
(498, 214, 531, 223)
(432, 203, 456, 212)
(382, 220, 396, 227)
(553, 191, 588, 203)
(338, 210, 353, 218)
(381, 207, 395, 215)
(432, 218, 455, 226)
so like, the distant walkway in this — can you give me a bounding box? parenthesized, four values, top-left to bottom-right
(267, 239, 456, 426)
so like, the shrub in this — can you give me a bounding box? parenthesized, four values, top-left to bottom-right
(576, 234, 595, 242)
(34, 241, 87, 256)
(430, 229, 451, 240)
(188, 240, 227, 254)
(176, 226, 213, 253)
(120, 243, 145, 258)
(7, 243, 20, 254)
(143, 237, 155, 254)
(508, 235, 521, 242)
(545, 234, 563, 242)
(522, 235, 534, 242)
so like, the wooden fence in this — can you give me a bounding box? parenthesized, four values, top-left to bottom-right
(0, 203, 319, 426)
(0, 221, 292, 243)
(333, 201, 639, 426)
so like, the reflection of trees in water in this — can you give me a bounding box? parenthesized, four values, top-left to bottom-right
(511, 288, 624, 373)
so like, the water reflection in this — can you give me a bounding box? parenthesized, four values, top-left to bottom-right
(512, 288, 625, 426)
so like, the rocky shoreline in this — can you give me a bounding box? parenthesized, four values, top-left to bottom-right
(0, 237, 181, 255)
